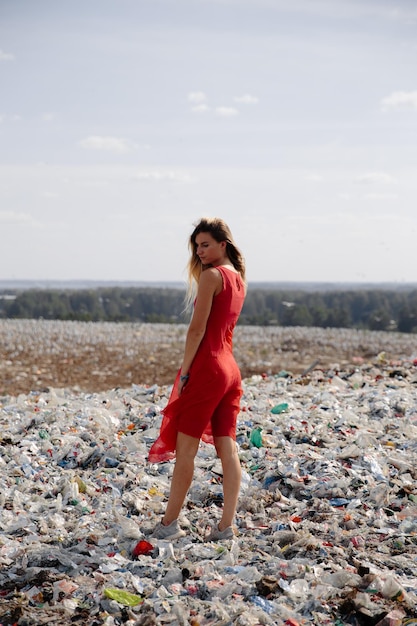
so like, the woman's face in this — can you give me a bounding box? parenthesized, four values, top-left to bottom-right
(195, 231, 225, 266)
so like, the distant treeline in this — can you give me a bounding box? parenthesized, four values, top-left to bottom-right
(1, 287, 417, 332)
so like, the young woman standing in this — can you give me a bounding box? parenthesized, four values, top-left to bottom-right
(148, 217, 246, 541)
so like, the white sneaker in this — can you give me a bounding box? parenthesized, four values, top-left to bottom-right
(207, 524, 234, 541)
(151, 519, 186, 540)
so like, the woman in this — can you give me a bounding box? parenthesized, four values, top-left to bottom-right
(148, 217, 246, 541)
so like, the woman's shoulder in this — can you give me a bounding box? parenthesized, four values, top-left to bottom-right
(199, 266, 223, 291)
(201, 266, 223, 279)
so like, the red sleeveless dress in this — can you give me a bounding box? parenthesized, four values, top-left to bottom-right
(148, 266, 245, 463)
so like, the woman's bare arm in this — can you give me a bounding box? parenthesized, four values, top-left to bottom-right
(179, 268, 221, 387)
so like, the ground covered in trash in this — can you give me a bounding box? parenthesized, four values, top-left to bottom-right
(1, 321, 417, 625)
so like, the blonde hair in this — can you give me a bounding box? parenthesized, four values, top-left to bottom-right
(185, 217, 246, 305)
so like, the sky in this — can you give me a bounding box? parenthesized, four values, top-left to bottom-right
(1, 0, 417, 285)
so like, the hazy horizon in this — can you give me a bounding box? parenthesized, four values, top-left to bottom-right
(1, 278, 416, 292)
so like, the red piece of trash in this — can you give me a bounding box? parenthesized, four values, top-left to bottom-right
(132, 540, 154, 556)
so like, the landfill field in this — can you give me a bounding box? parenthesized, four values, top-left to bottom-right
(1, 320, 417, 625)
(3, 319, 417, 396)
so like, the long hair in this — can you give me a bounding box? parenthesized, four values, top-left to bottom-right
(185, 217, 246, 306)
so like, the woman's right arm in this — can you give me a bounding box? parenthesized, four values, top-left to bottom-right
(178, 268, 221, 391)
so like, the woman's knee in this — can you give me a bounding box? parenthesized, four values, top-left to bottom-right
(214, 436, 238, 460)
(176, 432, 200, 459)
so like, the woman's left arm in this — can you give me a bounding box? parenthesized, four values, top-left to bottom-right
(179, 268, 221, 391)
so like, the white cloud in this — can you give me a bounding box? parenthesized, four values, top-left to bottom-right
(381, 90, 417, 112)
(203, 0, 417, 24)
(0, 114, 22, 123)
(355, 172, 397, 185)
(79, 136, 134, 153)
(191, 104, 210, 113)
(364, 192, 398, 200)
(0, 211, 35, 224)
(187, 91, 207, 104)
(234, 94, 259, 104)
(132, 170, 194, 183)
(42, 113, 57, 122)
(0, 50, 14, 62)
(305, 173, 324, 182)
(215, 106, 239, 117)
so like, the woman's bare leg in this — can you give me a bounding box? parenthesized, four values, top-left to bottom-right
(214, 436, 241, 530)
(162, 432, 200, 525)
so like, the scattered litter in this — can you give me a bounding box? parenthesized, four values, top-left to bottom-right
(104, 588, 144, 606)
(1, 325, 417, 624)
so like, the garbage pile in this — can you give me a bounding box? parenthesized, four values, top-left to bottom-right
(1, 357, 417, 625)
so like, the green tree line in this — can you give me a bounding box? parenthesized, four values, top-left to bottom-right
(1, 286, 417, 332)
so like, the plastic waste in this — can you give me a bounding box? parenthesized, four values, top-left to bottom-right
(381, 575, 409, 603)
(271, 402, 289, 414)
(250, 595, 276, 614)
(103, 588, 143, 606)
(249, 427, 263, 448)
(132, 539, 154, 557)
(1, 319, 417, 625)
(374, 610, 407, 626)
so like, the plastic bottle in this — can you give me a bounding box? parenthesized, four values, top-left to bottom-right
(240, 470, 252, 494)
(249, 595, 276, 614)
(249, 427, 263, 448)
(271, 402, 289, 414)
(381, 575, 408, 603)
